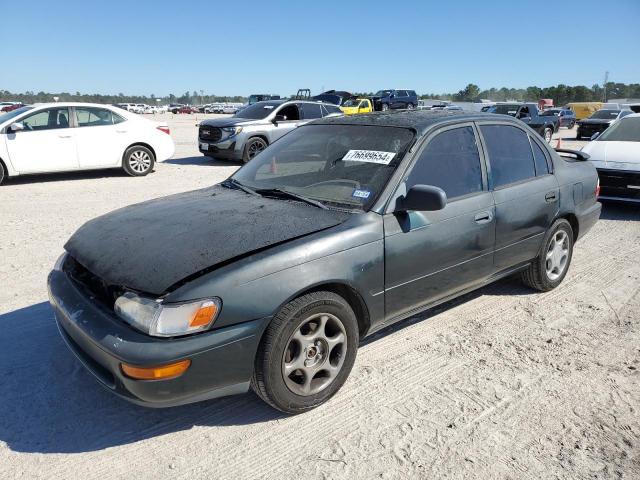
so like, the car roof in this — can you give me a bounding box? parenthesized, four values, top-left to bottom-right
(312, 110, 514, 135)
(29, 102, 121, 109)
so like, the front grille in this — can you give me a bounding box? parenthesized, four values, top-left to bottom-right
(63, 255, 120, 308)
(199, 126, 222, 142)
(598, 169, 640, 201)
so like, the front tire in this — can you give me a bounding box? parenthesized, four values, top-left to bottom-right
(0, 162, 5, 185)
(122, 145, 155, 176)
(406, 103, 415, 110)
(381, 103, 389, 111)
(251, 291, 359, 414)
(242, 137, 268, 163)
(521, 219, 573, 292)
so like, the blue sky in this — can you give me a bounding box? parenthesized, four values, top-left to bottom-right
(2, 0, 639, 97)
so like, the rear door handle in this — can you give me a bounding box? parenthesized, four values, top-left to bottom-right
(58, 134, 72, 138)
(474, 211, 493, 224)
(116, 130, 128, 133)
(545, 191, 557, 202)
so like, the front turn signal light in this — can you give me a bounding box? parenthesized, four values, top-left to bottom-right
(121, 359, 191, 380)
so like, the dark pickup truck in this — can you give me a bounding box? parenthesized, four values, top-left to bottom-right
(489, 103, 559, 143)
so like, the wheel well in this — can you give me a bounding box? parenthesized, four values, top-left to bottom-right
(124, 142, 156, 161)
(560, 213, 579, 242)
(296, 283, 370, 337)
(247, 135, 268, 146)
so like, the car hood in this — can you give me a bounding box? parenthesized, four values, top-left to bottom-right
(582, 141, 640, 170)
(65, 185, 350, 295)
(579, 118, 613, 125)
(200, 117, 263, 127)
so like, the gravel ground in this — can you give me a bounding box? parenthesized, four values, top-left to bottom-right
(1, 114, 639, 479)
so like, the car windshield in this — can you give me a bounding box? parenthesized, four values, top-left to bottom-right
(490, 104, 520, 115)
(597, 117, 640, 142)
(374, 90, 392, 97)
(230, 124, 415, 210)
(541, 109, 561, 116)
(0, 106, 33, 124)
(590, 110, 619, 119)
(235, 101, 281, 119)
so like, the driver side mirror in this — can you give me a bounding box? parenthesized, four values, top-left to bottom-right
(273, 114, 287, 124)
(9, 122, 25, 133)
(395, 185, 447, 212)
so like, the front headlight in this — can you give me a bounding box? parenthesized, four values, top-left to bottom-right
(222, 126, 242, 136)
(114, 292, 221, 337)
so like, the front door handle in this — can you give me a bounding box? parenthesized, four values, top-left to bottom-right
(545, 191, 557, 202)
(58, 134, 72, 138)
(474, 211, 493, 224)
(116, 130, 128, 133)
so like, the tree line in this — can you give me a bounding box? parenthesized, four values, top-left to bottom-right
(0, 90, 246, 105)
(424, 82, 640, 105)
(2, 83, 640, 106)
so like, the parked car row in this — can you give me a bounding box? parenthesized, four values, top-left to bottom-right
(115, 103, 168, 114)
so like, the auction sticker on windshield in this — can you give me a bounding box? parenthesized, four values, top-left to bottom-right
(342, 150, 396, 165)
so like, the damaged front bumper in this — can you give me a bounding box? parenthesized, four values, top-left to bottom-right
(47, 263, 269, 407)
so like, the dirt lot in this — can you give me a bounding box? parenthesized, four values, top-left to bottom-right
(1, 114, 639, 479)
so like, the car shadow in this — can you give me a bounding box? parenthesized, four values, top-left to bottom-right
(2, 168, 128, 185)
(600, 201, 640, 221)
(0, 302, 285, 454)
(163, 155, 239, 167)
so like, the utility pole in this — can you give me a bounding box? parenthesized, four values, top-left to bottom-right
(602, 71, 609, 102)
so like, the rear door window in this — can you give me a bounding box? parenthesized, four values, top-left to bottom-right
(75, 107, 122, 127)
(300, 103, 322, 120)
(530, 137, 550, 175)
(407, 126, 483, 199)
(480, 124, 536, 188)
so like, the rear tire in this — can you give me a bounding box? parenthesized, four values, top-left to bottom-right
(543, 127, 553, 143)
(122, 145, 155, 176)
(521, 219, 573, 292)
(242, 137, 268, 163)
(251, 291, 359, 414)
(0, 161, 5, 185)
(406, 103, 415, 110)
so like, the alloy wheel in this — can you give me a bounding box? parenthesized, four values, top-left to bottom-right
(545, 230, 569, 281)
(248, 140, 266, 159)
(544, 128, 553, 143)
(281, 312, 347, 396)
(128, 150, 151, 173)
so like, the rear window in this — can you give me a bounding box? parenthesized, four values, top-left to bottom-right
(481, 125, 536, 188)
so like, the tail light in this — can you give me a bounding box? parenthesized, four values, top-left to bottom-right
(157, 126, 170, 135)
(595, 178, 600, 198)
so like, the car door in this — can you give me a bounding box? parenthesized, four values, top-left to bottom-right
(5, 107, 78, 173)
(384, 124, 496, 321)
(74, 107, 130, 168)
(477, 122, 559, 272)
(270, 103, 303, 142)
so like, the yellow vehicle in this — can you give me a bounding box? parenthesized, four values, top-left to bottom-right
(340, 98, 373, 115)
(567, 102, 603, 120)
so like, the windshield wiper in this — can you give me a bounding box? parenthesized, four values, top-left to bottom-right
(256, 188, 329, 210)
(222, 178, 260, 196)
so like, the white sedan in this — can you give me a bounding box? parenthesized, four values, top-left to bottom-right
(0, 102, 175, 184)
(582, 114, 640, 203)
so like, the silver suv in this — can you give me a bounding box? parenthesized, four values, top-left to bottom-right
(198, 100, 343, 162)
